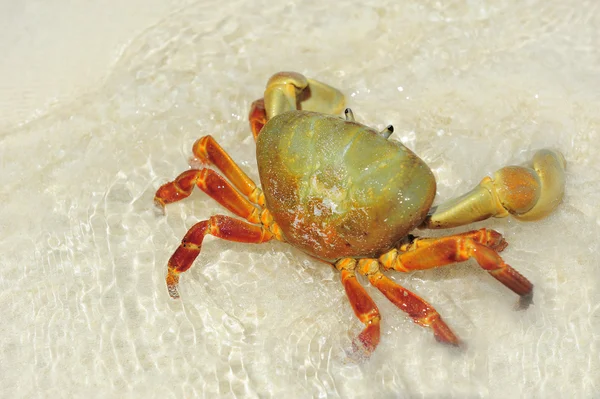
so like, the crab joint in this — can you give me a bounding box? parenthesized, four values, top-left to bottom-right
(260, 209, 284, 241)
(248, 186, 266, 208)
(379, 248, 409, 272)
(357, 259, 381, 277)
(335, 258, 357, 272)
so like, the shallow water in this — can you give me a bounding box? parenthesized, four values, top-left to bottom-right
(1, 0, 599, 397)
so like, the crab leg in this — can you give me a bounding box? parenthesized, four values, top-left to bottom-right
(166, 215, 273, 298)
(249, 98, 267, 139)
(356, 259, 459, 345)
(335, 258, 381, 356)
(155, 168, 261, 223)
(380, 231, 533, 297)
(191, 135, 265, 207)
(413, 228, 508, 252)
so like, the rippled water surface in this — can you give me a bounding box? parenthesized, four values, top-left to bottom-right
(2, 0, 599, 397)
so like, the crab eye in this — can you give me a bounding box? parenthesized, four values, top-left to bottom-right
(344, 108, 355, 122)
(380, 125, 394, 139)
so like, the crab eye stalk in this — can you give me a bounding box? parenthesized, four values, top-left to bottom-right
(344, 108, 355, 122)
(380, 124, 394, 139)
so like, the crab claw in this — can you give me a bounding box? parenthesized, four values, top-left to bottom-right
(422, 149, 566, 229)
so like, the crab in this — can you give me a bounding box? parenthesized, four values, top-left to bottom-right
(154, 72, 566, 356)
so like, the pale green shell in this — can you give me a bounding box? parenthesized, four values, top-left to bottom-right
(256, 111, 436, 262)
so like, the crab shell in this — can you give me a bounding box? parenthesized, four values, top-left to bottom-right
(256, 110, 437, 262)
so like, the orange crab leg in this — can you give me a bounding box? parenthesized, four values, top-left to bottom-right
(356, 259, 459, 346)
(335, 258, 381, 356)
(191, 136, 265, 206)
(249, 98, 267, 140)
(166, 215, 273, 298)
(414, 228, 508, 252)
(380, 232, 533, 297)
(155, 168, 261, 223)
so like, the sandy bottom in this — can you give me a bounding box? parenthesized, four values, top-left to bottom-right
(1, 0, 599, 397)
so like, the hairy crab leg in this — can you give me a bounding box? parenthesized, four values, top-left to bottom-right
(191, 135, 265, 207)
(155, 168, 261, 223)
(380, 234, 533, 298)
(335, 258, 381, 357)
(166, 215, 273, 299)
(356, 259, 459, 345)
